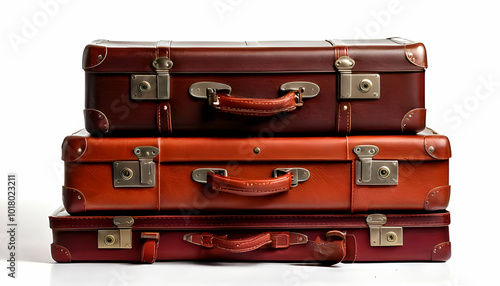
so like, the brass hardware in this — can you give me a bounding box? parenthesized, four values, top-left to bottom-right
(130, 57, 172, 100)
(192, 168, 228, 183)
(113, 146, 159, 188)
(366, 214, 403, 247)
(98, 216, 134, 249)
(359, 79, 372, 93)
(280, 81, 320, 99)
(273, 168, 310, 187)
(428, 146, 435, 153)
(138, 81, 151, 93)
(354, 145, 398, 186)
(253, 147, 261, 154)
(189, 82, 232, 99)
(335, 56, 380, 99)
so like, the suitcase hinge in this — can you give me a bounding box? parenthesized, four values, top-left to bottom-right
(113, 146, 159, 188)
(98, 216, 134, 249)
(335, 56, 380, 99)
(130, 57, 173, 101)
(353, 145, 398, 185)
(366, 214, 403, 247)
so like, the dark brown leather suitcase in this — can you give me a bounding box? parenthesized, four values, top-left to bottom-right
(49, 207, 450, 263)
(62, 129, 450, 214)
(83, 38, 427, 136)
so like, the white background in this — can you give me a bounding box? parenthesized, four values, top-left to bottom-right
(1, 0, 499, 285)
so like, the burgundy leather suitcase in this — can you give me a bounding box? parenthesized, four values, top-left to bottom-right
(62, 129, 451, 214)
(49, 207, 450, 263)
(83, 38, 427, 136)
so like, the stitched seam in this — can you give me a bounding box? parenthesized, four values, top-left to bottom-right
(214, 186, 288, 193)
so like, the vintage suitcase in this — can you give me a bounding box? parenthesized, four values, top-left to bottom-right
(62, 129, 451, 214)
(83, 38, 427, 136)
(49, 207, 451, 263)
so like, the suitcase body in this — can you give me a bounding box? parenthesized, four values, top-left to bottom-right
(49, 207, 450, 263)
(62, 129, 451, 214)
(83, 38, 427, 136)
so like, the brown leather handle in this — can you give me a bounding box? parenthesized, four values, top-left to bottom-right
(206, 171, 292, 196)
(208, 89, 303, 116)
(184, 231, 303, 253)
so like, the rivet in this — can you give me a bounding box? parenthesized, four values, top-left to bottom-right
(343, 105, 348, 111)
(77, 148, 82, 154)
(97, 54, 103, 60)
(164, 105, 168, 110)
(433, 249, 437, 253)
(425, 201, 429, 205)
(428, 146, 435, 153)
(98, 114, 103, 119)
(408, 114, 412, 118)
(77, 195, 81, 200)
(253, 147, 261, 154)
(408, 52, 413, 58)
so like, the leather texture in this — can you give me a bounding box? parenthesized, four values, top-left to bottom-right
(49, 209, 450, 263)
(62, 132, 451, 213)
(207, 171, 292, 196)
(83, 39, 426, 136)
(215, 91, 299, 116)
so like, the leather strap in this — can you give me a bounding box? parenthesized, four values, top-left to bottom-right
(207, 171, 292, 196)
(141, 232, 160, 263)
(214, 91, 300, 116)
(185, 231, 306, 253)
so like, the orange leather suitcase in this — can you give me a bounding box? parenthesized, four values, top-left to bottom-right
(49, 207, 450, 263)
(62, 129, 451, 214)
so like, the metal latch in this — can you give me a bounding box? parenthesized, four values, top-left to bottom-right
(130, 57, 173, 100)
(335, 56, 380, 99)
(366, 214, 403, 247)
(113, 146, 159, 188)
(98, 216, 134, 249)
(191, 167, 310, 187)
(353, 145, 398, 185)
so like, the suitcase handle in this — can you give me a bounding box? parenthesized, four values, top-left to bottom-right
(206, 170, 293, 196)
(183, 230, 346, 265)
(207, 88, 304, 116)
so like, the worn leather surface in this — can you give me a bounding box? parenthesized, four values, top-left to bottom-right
(83, 39, 426, 136)
(49, 211, 450, 263)
(62, 133, 450, 213)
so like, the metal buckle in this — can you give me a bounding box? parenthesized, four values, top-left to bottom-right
(366, 214, 403, 247)
(335, 56, 380, 99)
(130, 57, 173, 100)
(113, 146, 159, 188)
(353, 145, 398, 186)
(97, 216, 134, 249)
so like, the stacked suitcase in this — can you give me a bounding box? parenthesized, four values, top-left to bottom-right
(49, 38, 451, 265)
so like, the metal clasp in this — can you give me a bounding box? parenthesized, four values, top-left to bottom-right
(98, 216, 134, 249)
(353, 145, 398, 185)
(335, 56, 380, 99)
(113, 146, 159, 188)
(366, 214, 403, 247)
(130, 57, 173, 100)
